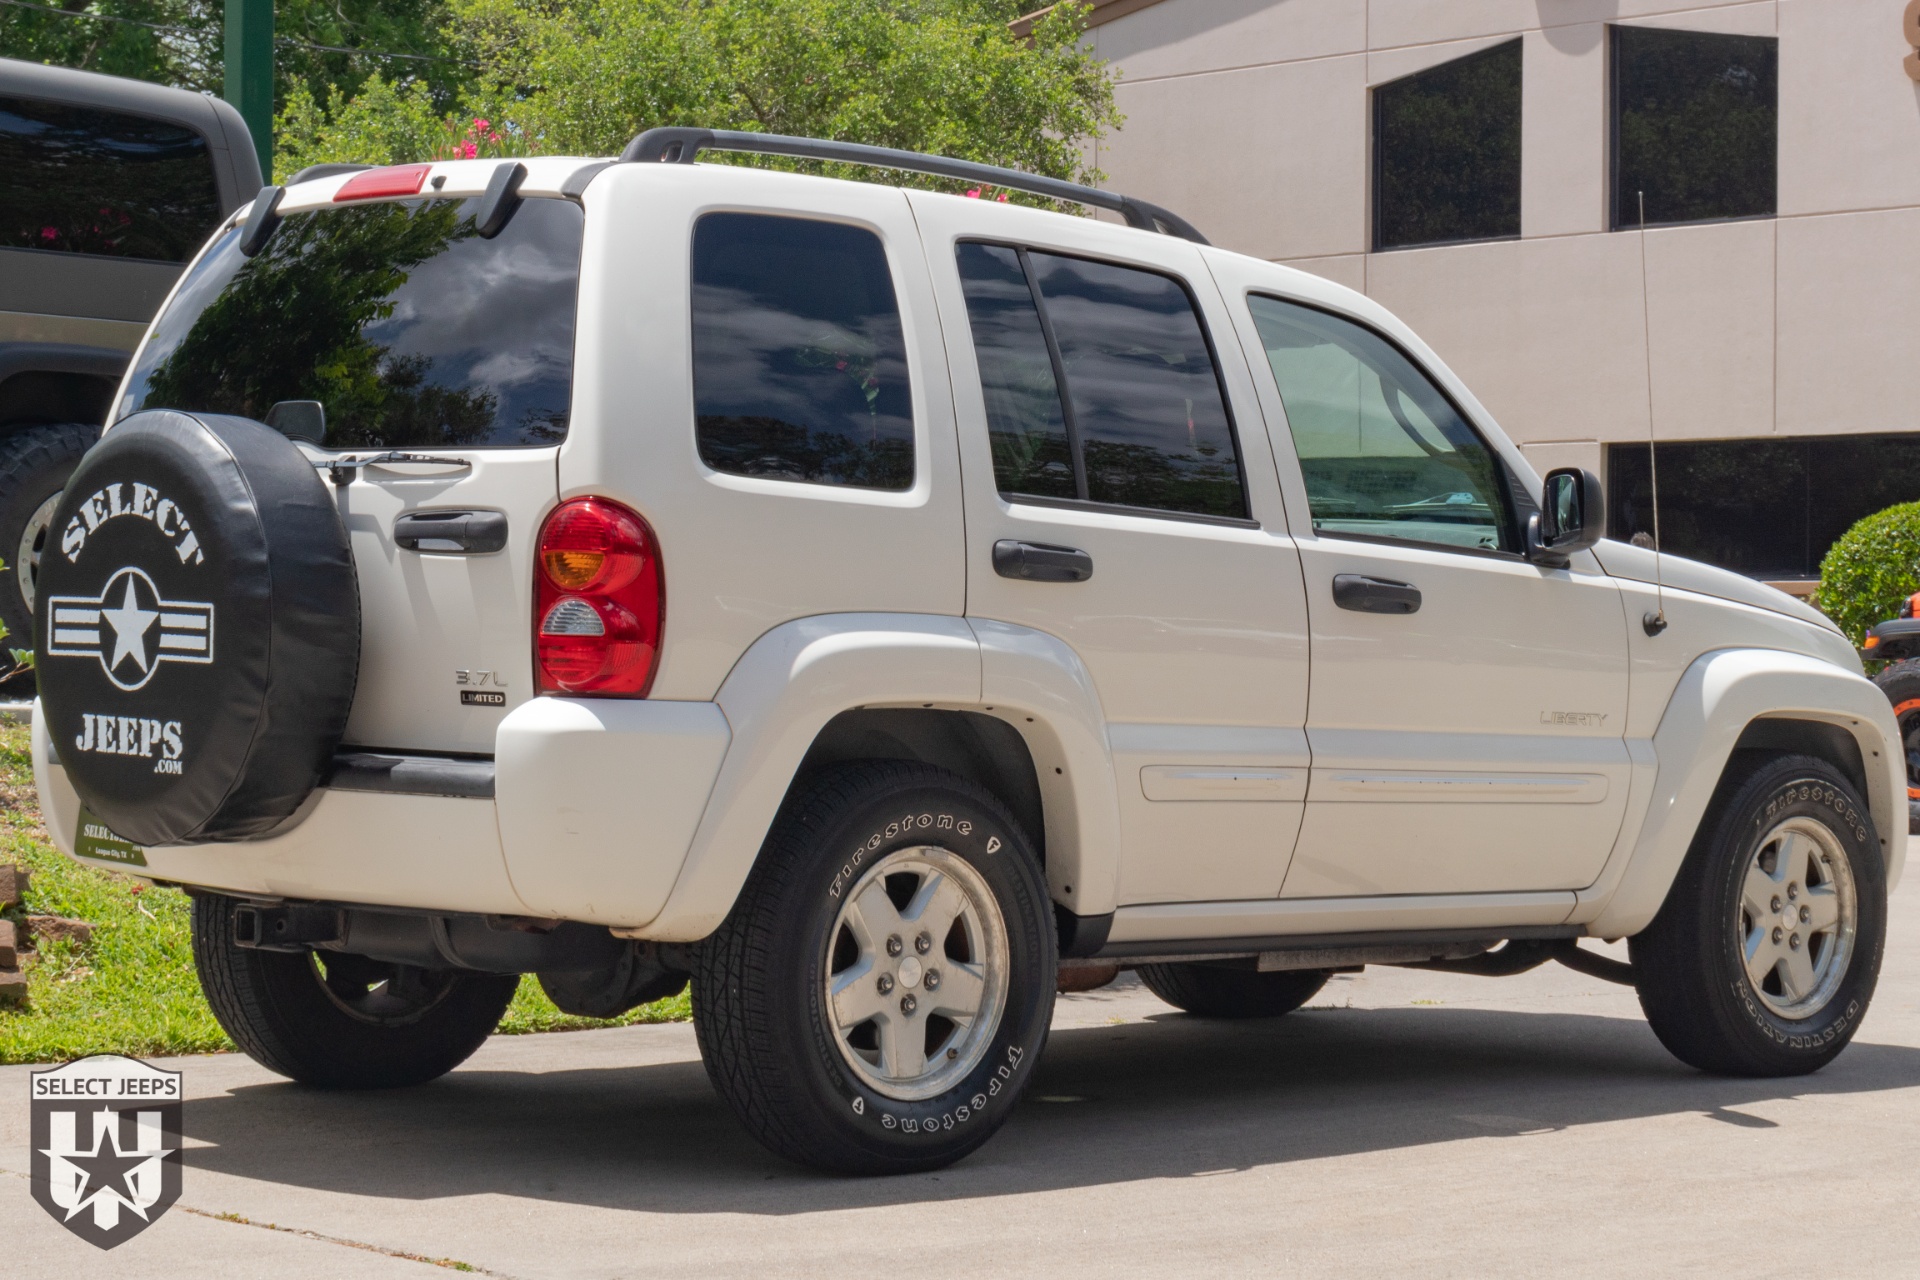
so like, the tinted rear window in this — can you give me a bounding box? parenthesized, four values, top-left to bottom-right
(691, 212, 914, 490)
(120, 196, 584, 449)
(0, 96, 222, 262)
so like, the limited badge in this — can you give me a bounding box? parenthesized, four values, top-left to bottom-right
(30, 1054, 183, 1249)
(73, 806, 147, 867)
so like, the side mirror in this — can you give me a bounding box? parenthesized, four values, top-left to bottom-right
(1528, 467, 1603, 564)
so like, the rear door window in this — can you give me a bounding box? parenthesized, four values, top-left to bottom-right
(120, 196, 584, 449)
(956, 242, 1246, 520)
(691, 212, 914, 491)
(0, 96, 221, 262)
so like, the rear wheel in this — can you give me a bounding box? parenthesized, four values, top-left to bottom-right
(1137, 962, 1329, 1018)
(692, 761, 1056, 1174)
(1630, 753, 1885, 1076)
(192, 893, 516, 1088)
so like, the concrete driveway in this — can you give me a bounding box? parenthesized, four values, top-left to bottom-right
(7, 881, 1920, 1278)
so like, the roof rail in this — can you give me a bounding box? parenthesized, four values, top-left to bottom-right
(618, 127, 1209, 245)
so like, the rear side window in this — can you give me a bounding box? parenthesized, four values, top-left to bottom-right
(956, 242, 1246, 520)
(121, 196, 584, 449)
(1247, 295, 1515, 553)
(0, 96, 222, 262)
(692, 213, 914, 491)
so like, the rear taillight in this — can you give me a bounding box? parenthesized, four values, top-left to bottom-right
(534, 498, 663, 697)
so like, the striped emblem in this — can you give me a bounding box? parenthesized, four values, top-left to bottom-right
(45, 566, 214, 692)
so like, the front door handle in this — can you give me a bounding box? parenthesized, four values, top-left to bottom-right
(993, 539, 1093, 583)
(394, 510, 508, 554)
(1332, 573, 1421, 614)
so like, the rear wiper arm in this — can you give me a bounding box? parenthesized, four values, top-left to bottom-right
(316, 451, 473, 487)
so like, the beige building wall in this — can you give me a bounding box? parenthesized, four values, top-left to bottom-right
(1078, 0, 1920, 485)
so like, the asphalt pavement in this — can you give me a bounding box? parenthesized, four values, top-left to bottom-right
(7, 879, 1920, 1278)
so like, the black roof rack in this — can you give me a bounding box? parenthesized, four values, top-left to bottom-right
(618, 127, 1208, 245)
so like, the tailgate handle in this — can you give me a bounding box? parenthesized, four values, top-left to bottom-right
(394, 510, 508, 554)
(1332, 573, 1421, 614)
(993, 539, 1093, 583)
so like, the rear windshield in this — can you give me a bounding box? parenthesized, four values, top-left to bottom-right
(119, 195, 584, 450)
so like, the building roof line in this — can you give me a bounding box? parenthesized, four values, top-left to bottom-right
(1010, 0, 1167, 40)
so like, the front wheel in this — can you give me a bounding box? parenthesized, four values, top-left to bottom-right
(192, 893, 517, 1088)
(1630, 753, 1886, 1076)
(692, 761, 1057, 1174)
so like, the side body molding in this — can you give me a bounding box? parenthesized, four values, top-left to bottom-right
(1581, 648, 1905, 939)
(640, 614, 982, 940)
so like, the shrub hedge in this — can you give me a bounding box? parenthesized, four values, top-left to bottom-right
(1816, 501, 1920, 645)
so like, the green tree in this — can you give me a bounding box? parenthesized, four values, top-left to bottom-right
(274, 0, 1118, 192)
(1, 0, 468, 121)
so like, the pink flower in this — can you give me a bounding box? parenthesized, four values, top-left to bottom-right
(965, 187, 982, 199)
(471, 117, 490, 132)
(459, 140, 478, 159)
(40, 226, 58, 241)
(996, 193, 1009, 202)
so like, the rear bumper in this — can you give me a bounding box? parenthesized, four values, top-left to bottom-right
(33, 696, 732, 927)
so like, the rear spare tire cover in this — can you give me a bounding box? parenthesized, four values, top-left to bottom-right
(35, 411, 358, 846)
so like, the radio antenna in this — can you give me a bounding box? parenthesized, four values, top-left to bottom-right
(1637, 190, 1668, 637)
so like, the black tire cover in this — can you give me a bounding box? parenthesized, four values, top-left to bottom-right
(35, 411, 358, 846)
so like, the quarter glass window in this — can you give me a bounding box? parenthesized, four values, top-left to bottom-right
(692, 213, 913, 491)
(1373, 39, 1522, 251)
(955, 242, 1075, 500)
(1611, 26, 1777, 228)
(1248, 295, 1512, 552)
(0, 96, 222, 262)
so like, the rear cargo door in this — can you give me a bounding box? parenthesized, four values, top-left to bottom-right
(335, 451, 558, 754)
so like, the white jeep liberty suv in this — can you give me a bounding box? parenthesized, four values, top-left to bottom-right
(30, 129, 1904, 1175)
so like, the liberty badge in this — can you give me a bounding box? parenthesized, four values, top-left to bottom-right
(30, 1054, 183, 1248)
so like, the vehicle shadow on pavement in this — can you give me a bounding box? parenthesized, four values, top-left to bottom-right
(176, 1006, 1920, 1213)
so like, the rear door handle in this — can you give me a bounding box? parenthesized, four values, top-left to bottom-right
(993, 540, 1093, 583)
(394, 510, 508, 554)
(1332, 573, 1421, 614)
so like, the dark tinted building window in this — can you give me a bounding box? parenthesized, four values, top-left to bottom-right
(692, 213, 913, 491)
(955, 242, 1245, 520)
(1607, 434, 1920, 579)
(0, 96, 222, 262)
(1373, 39, 1521, 251)
(123, 197, 584, 449)
(1611, 26, 1777, 229)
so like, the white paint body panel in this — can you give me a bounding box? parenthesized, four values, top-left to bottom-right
(64, 160, 1900, 958)
(494, 696, 731, 925)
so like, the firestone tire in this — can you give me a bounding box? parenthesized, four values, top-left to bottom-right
(1136, 962, 1329, 1019)
(691, 761, 1056, 1174)
(34, 410, 358, 846)
(1630, 753, 1886, 1077)
(192, 893, 516, 1089)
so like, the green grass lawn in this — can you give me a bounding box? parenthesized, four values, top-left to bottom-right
(0, 720, 688, 1065)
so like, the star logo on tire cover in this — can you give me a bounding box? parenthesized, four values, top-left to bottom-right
(45, 567, 214, 691)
